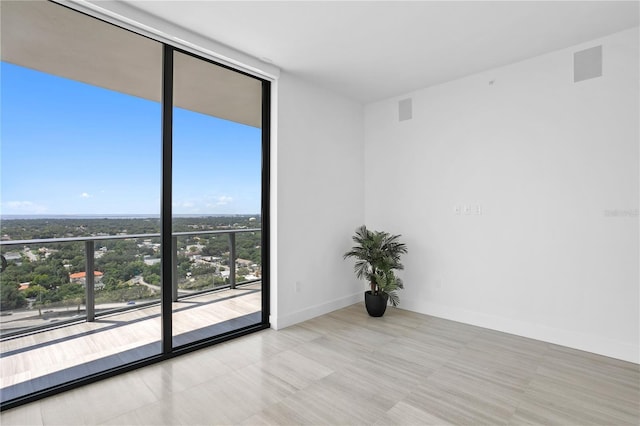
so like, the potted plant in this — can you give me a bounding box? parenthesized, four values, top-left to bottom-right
(343, 225, 407, 317)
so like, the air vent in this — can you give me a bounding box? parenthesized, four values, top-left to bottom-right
(574, 45, 602, 83)
(398, 98, 412, 121)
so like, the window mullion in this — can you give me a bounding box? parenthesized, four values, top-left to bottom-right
(161, 44, 174, 354)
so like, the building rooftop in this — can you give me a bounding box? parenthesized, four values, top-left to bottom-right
(69, 271, 104, 279)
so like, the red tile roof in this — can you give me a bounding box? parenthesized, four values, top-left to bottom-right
(69, 271, 103, 279)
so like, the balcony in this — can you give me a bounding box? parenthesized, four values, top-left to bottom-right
(0, 229, 263, 404)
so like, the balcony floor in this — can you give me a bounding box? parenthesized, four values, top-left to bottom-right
(0, 283, 261, 403)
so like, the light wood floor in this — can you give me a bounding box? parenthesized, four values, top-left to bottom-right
(1, 302, 639, 425)
(0, 284, 262, 403)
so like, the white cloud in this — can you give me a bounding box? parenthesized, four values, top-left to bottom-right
(174, 201, 195, 208)
(216, 196, 233, 206)
(3, 201, 48, 214)
(173, 195, 236, 213)
(7, 201, 34, 209)
(80, 192, 91, 199)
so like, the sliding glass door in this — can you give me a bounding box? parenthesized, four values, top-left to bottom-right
(0, 0, 164, 404)
(0, 0, 269, 409)
(171, 51, 265, 347)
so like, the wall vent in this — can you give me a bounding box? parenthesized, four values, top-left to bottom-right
(574, 45, 602, 83)
(398, 98, 412, 121)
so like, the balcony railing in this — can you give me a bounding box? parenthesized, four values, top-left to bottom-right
(0, 228, 261, 338)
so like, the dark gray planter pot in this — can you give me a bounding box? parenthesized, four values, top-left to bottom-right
(364, 291, 389, 317)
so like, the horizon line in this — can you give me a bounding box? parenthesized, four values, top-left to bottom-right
(1, 213, 261, 220)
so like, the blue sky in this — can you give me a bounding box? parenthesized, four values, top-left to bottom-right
(0, 62, 262, 216)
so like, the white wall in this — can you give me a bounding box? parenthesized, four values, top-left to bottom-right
(271, 72, 365, 329)
(364, 27, 639, 363)
(83, 0, 368, 332)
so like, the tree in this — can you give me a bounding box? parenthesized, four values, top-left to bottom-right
(142, 262, 161, 284)
(31, 273, 53, 289)
(144, 273, 160, 285)
(23, 284, 47, 299)
(0, 282, 26, 310)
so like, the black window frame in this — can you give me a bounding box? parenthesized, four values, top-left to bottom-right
(0, 0, 271, 411)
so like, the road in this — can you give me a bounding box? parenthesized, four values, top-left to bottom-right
(132, 275, 199, 294)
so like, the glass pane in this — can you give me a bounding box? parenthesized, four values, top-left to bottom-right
(0, 0, 162, 403)
(171, 51, 263, 347)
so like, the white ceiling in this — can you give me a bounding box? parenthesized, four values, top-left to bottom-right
(126, 1, 638, 103)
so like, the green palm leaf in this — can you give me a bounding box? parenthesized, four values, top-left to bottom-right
(343, 225, 408, 305)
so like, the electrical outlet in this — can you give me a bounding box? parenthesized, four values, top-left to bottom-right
(456, 204, 483, 216)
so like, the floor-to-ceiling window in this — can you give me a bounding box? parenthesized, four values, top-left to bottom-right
(171, 51, 265, 347)
(0, 0, 269, 409)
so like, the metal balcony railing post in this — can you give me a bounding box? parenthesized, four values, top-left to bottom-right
(229, 232, 236, 289)
(84, 241, 95, 322)
(172, 236, 178, 302)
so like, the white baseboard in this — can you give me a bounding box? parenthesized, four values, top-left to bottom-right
(404, 302, 639, 364)
(271, 292, 362, 330)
